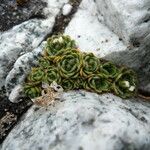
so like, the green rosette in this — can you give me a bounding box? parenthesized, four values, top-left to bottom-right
(27, 68, 45, 84)
(61, 79, 75, 91)
(24, 84, 41, 98)
(87, 74, 110, 93)
(70, 77, 85, 89)
(82, 79, 90, 91)
(38, 57, 51, 68)
(80, 53, 100, 78)
(23, 35, 139, 100)
(45, 35, 76, 56)
(43, 67, 61, 84)
(112, 68, 138, 98)
(75, 77, 85, 89)
(57, 49, 82, 78)
(100, 62, 119, 78)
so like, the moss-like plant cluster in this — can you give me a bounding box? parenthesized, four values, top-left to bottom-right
(24, 35, 138, 99)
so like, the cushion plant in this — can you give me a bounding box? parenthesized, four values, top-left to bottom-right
(24, 35, 138, 99)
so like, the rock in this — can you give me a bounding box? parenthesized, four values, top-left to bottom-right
(6, 42, 45, 102)
(103, 27, 150, 93)
(0, 0, 69, 89)
(65, 0, 127, 57)
(8, 85, 24, 103)
(1, 91, 150, 150)
(95, 0, 150, 47)
(94, 0, 150, 90)
(65, 0, 150, 93)
(62, 3, 73, 16)
(0, 0, 47, 31)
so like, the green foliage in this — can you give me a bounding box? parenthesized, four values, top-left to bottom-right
(45, 35, 76, 56)
(24, 35, 138, 99)
(57, 49, 82, 78)
(80, 53, 100, 77)
(100, 62, 119, 78)
(112, 68, 137, 98)
(88, 74, 110, 93)
(27, 68, 45, 84)
(43, 67, 61, 84)
(24, 84, 41, 98)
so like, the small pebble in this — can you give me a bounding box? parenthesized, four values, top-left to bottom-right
(62, 3, 72, 16)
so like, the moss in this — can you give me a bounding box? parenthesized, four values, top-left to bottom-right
(24, 35, 138, 99)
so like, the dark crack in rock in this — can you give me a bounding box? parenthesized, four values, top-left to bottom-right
(0, 0, 47, 31)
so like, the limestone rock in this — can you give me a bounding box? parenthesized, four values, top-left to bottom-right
(66, 0, 150, 93)
(62, 3, 73, 16)
(95, 0, 150, 47)
(0, 0, 47, 31)
(65, 0, 127, 58)
(5, 42, 45, 102)
(0, 0, 69, 89)
(1, 91, 150, 150)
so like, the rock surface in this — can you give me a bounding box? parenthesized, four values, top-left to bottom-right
(0, 0, 47, 31)
(0, 0, 69, 89)
(1, 91, 150, 150)
(94, 0, 150, 93)
(96, 0, 150, 47)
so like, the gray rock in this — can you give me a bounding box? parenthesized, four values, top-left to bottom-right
(92, 0, 150, 93)
(0, 0, 47, 31)
(65, 0, 150, 93)
(1, 91, 150, 150)
(96, 0, 150, 47)
(5, 42, 45, 102)
(0, 0, 69, 89)
(104, 32, 150, 93)
(0, 19, 53, 89)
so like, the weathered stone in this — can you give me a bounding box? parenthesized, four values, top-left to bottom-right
(96, 0, 150, 47)
(65, 0, 127, 57)
(91, 0, 150, 93)
(104, 31, 150, 93)
(65, 0, 150, 94)
(5, 42, 45, 102)
(1, 91, 150, 150)
(0, 0, 69, 89)
(0, 0, 47, 31)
